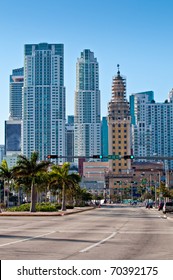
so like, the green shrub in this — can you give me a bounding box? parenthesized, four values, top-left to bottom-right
(6, 202, 74, 212)
(36, 202, 57, 212)
(6, 203, 30, 212)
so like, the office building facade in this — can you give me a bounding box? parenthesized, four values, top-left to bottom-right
(130, 91, 153, 160)
(22, 43, 66, 161)
(0, 145, 5, 163)
(130, 91, 154, 125)
(101, 116, 108, 161)
(130, 90, 173, 169)
(65, 116, 74, 163)
(9, 67, 24, 120)
(74, 49, 101, 161)
(148, 94, 173, 169)
(5, 120, 21, 155)
(3, 68, 23, 164)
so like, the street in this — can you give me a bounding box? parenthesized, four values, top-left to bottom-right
(0, 205, 173, 260)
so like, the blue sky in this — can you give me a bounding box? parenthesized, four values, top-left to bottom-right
(0, 0, 173, 144)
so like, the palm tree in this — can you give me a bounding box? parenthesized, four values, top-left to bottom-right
(13, 176, 32, 205)
(50, 162, 81, 211)
(12, 151, 50, 212)
(35, 171, 50, 203)
(0, 160, 13, 207)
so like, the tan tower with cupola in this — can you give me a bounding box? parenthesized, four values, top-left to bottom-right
(107, 65, 131, 176)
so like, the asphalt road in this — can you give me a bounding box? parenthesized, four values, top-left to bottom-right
(0, 206, 173, 260)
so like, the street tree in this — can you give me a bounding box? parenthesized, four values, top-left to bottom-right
(12, 151, 50, 212)
(49, 162, 81, 211)
(0, 160, 13, 207)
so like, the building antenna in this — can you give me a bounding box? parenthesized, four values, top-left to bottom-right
(117, 64, 120, 75)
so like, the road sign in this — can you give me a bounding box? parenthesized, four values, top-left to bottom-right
(108, 155, 121, 159)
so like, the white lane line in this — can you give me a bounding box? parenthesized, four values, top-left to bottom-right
(0, 231, 56, 247)
(80, 232, 116, 253)
(118, 231, 173, 234)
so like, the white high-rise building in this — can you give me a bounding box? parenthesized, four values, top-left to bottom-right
(130, 90, 173, 169)
(74, 49, 101, 161)
(147, 95, 173, 167)
(22, 43, 66, 162)
(130, 92, 153, 161)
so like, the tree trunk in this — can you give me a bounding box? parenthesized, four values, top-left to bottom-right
(30, 179, 37, 212)
(61, 183, 66, 211)
(18, 188, 20, 206)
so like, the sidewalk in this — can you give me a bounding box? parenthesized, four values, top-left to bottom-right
(0, 206, 96, 216)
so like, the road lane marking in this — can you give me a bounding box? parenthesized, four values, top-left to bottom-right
(117, 231, 173, 234)
(0, 231, 56, 247)
(79, 232, 116, 253)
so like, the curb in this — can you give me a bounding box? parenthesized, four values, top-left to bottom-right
(0, 207, 96, 217)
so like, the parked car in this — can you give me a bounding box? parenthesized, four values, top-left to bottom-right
(158, 202, 164, 211)
(163, 201, 173, 214)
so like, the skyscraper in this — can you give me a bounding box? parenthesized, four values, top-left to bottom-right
(74, 49, 101, 161)
(130, 91, 153, 161)
(4, 67, 23, 163)
(130, 90, 173, 169)
(130, 91, 154, 125)
(147, 93, 173, 169)
(22, 43, 66, 161)
(107, 65, 131, 174)
(9, 67, 24, 120)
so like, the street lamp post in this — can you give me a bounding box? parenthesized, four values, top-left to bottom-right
(154, 182, 157, 207)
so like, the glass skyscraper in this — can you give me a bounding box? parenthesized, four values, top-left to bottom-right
(9, 67, 24, 120)
(74, 49, 101, 161)
(4, 67, 23, 159)
(22, 43, 66, 161)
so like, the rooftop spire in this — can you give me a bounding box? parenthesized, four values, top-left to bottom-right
(117, 64, 120, 76)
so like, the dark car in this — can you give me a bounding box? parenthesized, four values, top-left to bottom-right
(158, 202, 164, 211)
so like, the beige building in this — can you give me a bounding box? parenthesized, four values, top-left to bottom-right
(81, 161, 109, 195)
(132, 162, 164, 187)
(83, 161, 109, 180)
(107, 65, 131, 174)
(107, 65, 132, 191)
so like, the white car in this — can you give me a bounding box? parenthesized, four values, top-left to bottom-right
(163, 202, 173, 214)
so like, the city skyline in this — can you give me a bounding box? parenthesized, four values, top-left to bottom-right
(1, 0, 173, 144)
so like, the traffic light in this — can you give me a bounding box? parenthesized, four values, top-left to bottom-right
(124, 155, 134, 159)
(93, 155, 103, 159)
(47, 155, 58, 159)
